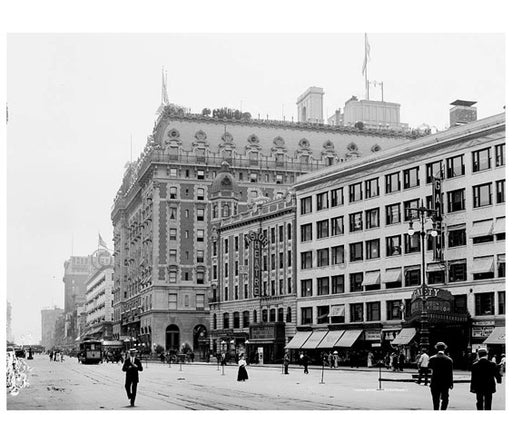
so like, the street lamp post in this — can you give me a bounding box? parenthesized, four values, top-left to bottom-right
(407, 199, 439, 353)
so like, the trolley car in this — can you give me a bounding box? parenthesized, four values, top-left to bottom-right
(78, 339, 102, 364)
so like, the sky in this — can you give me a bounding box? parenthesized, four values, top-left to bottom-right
(5, 32, 506, 343)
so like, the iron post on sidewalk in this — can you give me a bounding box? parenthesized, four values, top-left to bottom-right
(377, 360, 383, 390)
(320, 359, 325, 384)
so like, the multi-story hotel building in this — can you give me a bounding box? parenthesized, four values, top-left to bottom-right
(84, 257, 114, 341)
(111, 85, 415, 357)
(292, 112, 505, 367)
(208, 166, 297, 362)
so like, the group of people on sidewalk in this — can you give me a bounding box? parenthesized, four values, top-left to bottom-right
(419, 342, 504, 410)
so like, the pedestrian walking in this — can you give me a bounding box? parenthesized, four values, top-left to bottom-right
(499, 354, 506, 375)
(333, 351, 339, 368)
(160, 353, 165, 364)
(221, 352, 227, 367)
(283, 351, 290, 375)
(470, 348, 502, 410)
(384, 353, 390, 370)
(237, 354, 249, 382)
(60, 352, 64, 362)
(367, 351, 374, 368)
(391, 352, 398, 372)
(398, 351, 405, 371)
(417, 349, 430, 385)
(428, 342, 453, 410)
(49, 351, 53, 361)
(301, 353, 309, 374)
(122, 349, 143, 407)
(328, 352, 334, 368)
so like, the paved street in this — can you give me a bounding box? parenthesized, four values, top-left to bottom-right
(6, 354, 505, 410)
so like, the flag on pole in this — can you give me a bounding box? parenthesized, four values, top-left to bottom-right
(362, 33, 371, 76)
(98, 234, 107, 249)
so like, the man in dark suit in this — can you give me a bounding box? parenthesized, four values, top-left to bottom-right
(470, 348, 502, 410)
(428, 342, 453, 410)
(122, 349, 143, 406)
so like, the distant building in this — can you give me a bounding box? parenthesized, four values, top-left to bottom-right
(297, 87, 324, 123)
(41, 307, 64, 349)
(84, 255, 114, 341)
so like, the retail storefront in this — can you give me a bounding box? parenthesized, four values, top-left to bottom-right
(247, 322, 286, 364)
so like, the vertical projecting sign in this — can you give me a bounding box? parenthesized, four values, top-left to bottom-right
(432, 176, 443, 261)
(245, 229, 268, 297)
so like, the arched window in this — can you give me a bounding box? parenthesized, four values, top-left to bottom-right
(278, 308, 284, 322)
(286, 307, 292, 323)
(233, 312, 240, 329)
(243, 311, 250, 328)
(223, 313, 230, 329)
(222, 204, 231, 217)
(253, 310, 258, 323)
(269, 308, 276, 322)
(262, 309, 268, 322)
(170, 186, 177, 199)
(198, 188, 205, 201)
(213, 313, 217, 330)
(212, 204, 218, 219)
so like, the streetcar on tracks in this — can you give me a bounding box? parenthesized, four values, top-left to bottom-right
(78, 339, 103, 364)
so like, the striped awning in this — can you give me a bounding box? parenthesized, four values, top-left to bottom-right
(334, 329, 363, 348)
(317, 330, 345, 348)
(382, 268, 402, 283)
(362, 271, 381, 286)
(301, 330, 329, 349)
(285, 331, 312, 349)
(493, 217, 506, 234)
(391, 328, 417, 345)
(483, 326, 506, 345)
(470, 220, 493, 238)
(472, 256, 494, 274)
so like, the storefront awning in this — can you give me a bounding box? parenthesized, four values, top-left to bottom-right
(329, 305, 345, 317)
(391, 328, 417, 345)
(362, 271, 380, 286)
(382, 268, 401, 283)
(483, 326, 506, 345)
(301, 330, 328, 349)
(285, 331, 312, 349)
(317, 330, 345, 348)
(469, 220, 493, 237)
(472, 256, 494, 274)
(334, 329, 363, 347)
(493, 217, 506, 234)
(427, 262, 445, 272)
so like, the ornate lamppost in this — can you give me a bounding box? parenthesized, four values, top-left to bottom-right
(407, 200, 440, 352)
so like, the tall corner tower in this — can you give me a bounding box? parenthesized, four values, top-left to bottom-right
(296, 87, 324, 123)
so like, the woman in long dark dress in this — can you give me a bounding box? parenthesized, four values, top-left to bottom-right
(237, 354, 249, 382)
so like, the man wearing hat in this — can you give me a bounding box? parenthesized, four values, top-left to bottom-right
(427, 342, 453, 410)
(470, 348, 502, 410)
(122, 349, 143, 406)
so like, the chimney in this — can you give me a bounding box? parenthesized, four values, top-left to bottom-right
(449, 100, 477, 127)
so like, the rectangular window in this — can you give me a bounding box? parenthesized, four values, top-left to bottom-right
(386, 235, 402, 256)
(472, 147, 492, 172)
(169, 228, 177, 241)
(331, 216, 344, 236)
(405, 268, 421, 286)
(447, 155, 465, 178)
(301, 279, 312, 297)
(386, 300, 402, 320)
(197, 188, 205, 200)
(250, 172, 258, 183)
(385, 203, 401, 225)
(349, 182, 363, 202)
(365, 208, 380, 229)
(404, 199, 420, 220)
(224, 239, 229, 253)
(497, 255, 505, 278)
(350, 273, 363, 292)
(349, 242, 363, 262)
(197, 170, 205, 180)
(365, 178, 380, 198)
(331, 187, 344, 207)
(403, 166, 420, 189)
(350, 303, 364, 322)
(301, 307, 313, 325)
(449, 261, 467, 282)
(197, 250, 204, 263)
(279, 225, 284, 242)
(367, 302, 381, 322)
(385, 172, 401, 193)
(496, 180, 505, 203)
(271, 228, 276, 243)
(169, 270, 177, 283)
(473, 183, 493, 208)
(287, 250, 292, 268)
(169, 186, 177, 199)
(317, 248, 329, 267)
(426, 160, 443, 183)
(169, 249, 177, 262)
(475, 292, 495, 315)
(366, 239, 380, 259)
(196, 270, 205, 284)
(279, 252, 284, 269)
(498, 291, 505, 315)
(317, 277, 330, 295)
(300, 224, 312, 242)
(276, 174, 283, 184)
(349, 212, 363, 232)
(168, 293, 177, 310)
(448, 228, 466, 247)
(317, 220, 329, 239)
(331, 245, 344, 265)
(495, 144, 505, 167)
(331, 275, 344, 294)
(427, 270, 445, 285)
(300, 196, 312, 215)
(212, 265, 217, 279)
(169, 168, 177, 178)
(271, 254, 276, 270)
(317, 305, 330, 324)
(405, 232, 420, 254)
(197, 208, 205, 221)
(447, 189, 466, 212)
(317, 192, 329, 210)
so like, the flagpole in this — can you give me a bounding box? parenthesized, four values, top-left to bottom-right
(365, 34, 369, 100)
